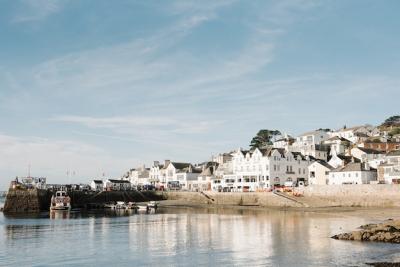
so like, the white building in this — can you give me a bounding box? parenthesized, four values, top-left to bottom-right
(323, 136, 350, 155)
(378, 150, 400, 184)
(292, 129, 330, 160)
(273, 134, 295, 150)
(165, 162, 201, 190)
(212, 161, 233, 192)
(328, 163, 377, 185)
(328, 149, 360, 169)
(329, 125, 374, 144)
(221, 148, 312, 192)
(149, 161, 167, 189)
(190, 163, 218, 192)
(128, 165, 150, 186)
(90, 180, 103, 191)
(308, 160, 333, 185)
(103, 179, 132, 191)
(350, 147, 385, 163)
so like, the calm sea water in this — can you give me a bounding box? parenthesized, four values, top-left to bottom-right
(1, 203, 400, 267)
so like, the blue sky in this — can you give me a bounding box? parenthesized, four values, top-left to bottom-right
(0, 0, 399, 189)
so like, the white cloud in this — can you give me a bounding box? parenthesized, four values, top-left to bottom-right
(12, 0, 66, 23)
(0, 133, 137, 189)
(51, 115, 225, 136)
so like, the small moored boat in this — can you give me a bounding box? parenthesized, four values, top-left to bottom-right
(147, 201, 158, 209)
(115, 201, 127, 209)
(50, 191, 71, 211)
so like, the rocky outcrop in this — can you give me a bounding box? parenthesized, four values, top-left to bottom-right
(332, 219, 400, 243)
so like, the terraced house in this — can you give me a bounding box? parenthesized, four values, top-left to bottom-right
(221, 148, 313, 192)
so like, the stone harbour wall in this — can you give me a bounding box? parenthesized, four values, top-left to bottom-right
(299, 185, 400, 207)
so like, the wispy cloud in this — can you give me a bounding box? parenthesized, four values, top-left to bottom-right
(12, 0, 66, 23)
(0, 133, 137, 188)
(51, 115, 225, 135)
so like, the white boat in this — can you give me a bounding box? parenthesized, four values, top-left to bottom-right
(115, 201, 127, 209)
(50, 191, 71, 211)
(147, 201, 158, 209)
(104, 203, 116, 209)
(126, 202, 138, 210)
(137, 205, 149, 212)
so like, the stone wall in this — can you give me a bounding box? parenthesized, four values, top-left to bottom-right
(164, 191, 304, 208)
(3, 188, 52, 213)
(299, 184, 400, 207)
(164, 185, 400, 208)
(3, 189, 166, 213)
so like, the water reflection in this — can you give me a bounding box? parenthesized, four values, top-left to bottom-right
(50, 210, 70, 220)
(1, 207, 400, 266)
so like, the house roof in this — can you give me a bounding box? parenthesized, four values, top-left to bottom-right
(299, 129, 328, 136)
(92, 180, 103, 183)
(355, 132, 369, 137)
(387, 150, 400, 157)
(291, 152, 307, 160)
(170, 162, 192, 170)
(314, 160, 334, 170)
(258, 148, 286, 157)
(331, 163, 375, 173)
(199, 166, 214, 177)
(356, 147, 385, 154)
(108, 179, 131, 183)
(325, 136, 350, 142)
(338, 125, 367, 132)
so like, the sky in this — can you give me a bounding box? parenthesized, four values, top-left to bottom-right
(0, 0, 399, 189)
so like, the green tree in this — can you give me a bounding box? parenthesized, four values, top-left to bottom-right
(389, 127, 400, 137)
(382, 115, 400, 127)
(250, 129, 281, 150)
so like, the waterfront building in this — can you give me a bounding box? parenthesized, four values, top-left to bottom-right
(308, 160, 333, 185)
(128, 165, 150, 186)
(165, 162, 201, 190)
(328, 163, 377, 185)
(149, 161, 167, 189)
(103, 179, 132, 191)
(212, 160, 233, 192)
(190, 163, 218, 192)
(90, 180, 103, 192)
(222, 147, 312, 192)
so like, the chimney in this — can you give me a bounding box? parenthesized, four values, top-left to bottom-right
(165, 160, 171, 167)
(153, 161, 160, 167)
(363, 162, 370, 171)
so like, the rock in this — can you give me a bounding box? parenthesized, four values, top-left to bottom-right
(352, 231, 363, 241)
(332, 219, 400, 244)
